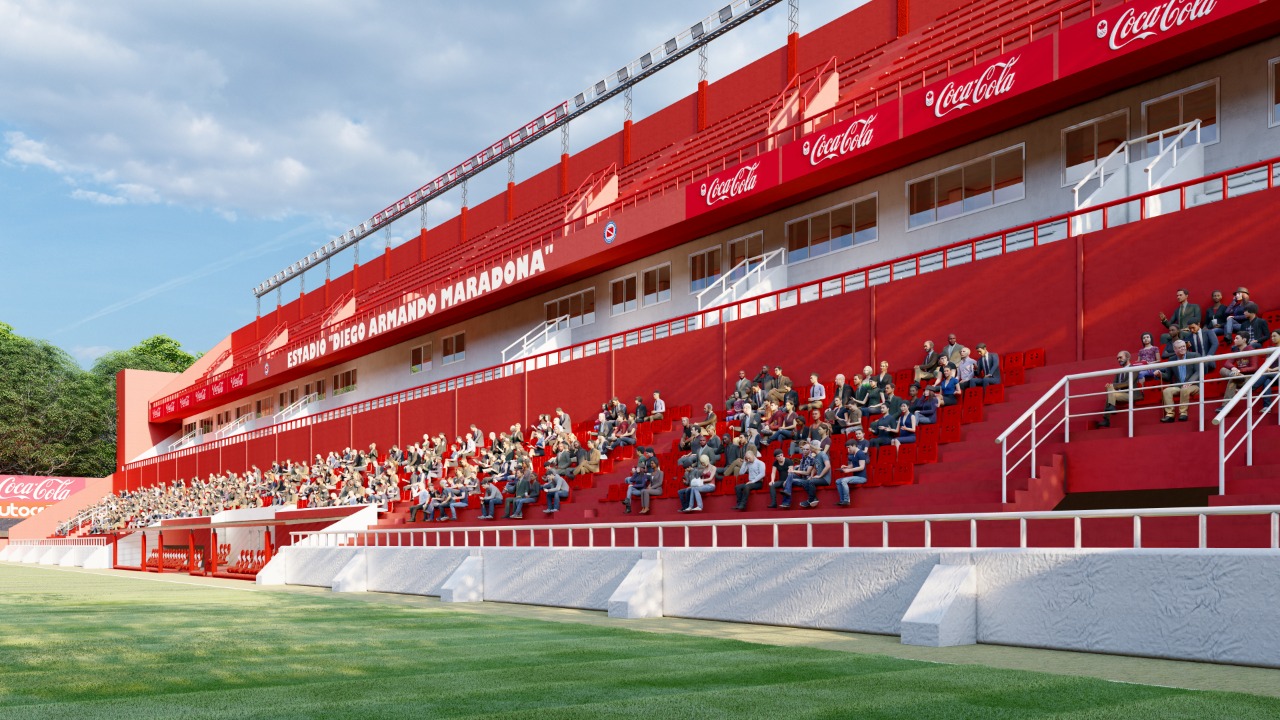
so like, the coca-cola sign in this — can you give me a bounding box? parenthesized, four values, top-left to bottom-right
(904, 37, 1054, 135)
(1059, 0, 1257, 76)
(781, 109, 895, 182)
(685, 149, 779, 218)
(0, 476, 90, 519)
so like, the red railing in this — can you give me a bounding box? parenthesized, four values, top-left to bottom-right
(127, 155, 1280, 470)
(144, 0, 1125, 414)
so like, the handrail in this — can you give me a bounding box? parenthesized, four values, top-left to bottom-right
(289, 503, 1280, 551)
(148, 0, 1100, 413)
(213, 413, 253, 440)
(997, 347, 1277, 503)
(564, 163, 618, 215)
(135, 155, 1280, 467)
(1144, 120, 1202, 190)
(273, 392, 319, 424)
(501, 314, 571, 362)
(696, 249, 784, 309)
(1212, 345, 1280, 493)
(9, 538, 110, 547)
(1071, 135, 1130, 209)
(167, 428, 200, 453)
(1072, 120, 1201, 208)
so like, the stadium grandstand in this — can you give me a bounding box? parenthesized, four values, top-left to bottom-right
(10, 0, 1280, 671)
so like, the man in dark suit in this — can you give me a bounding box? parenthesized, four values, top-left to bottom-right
(1184, 321, 1218, 370)
(1096, 351, 1136, 429)
(1159, 288, 1202, 332)
(913, 340, 942, 383)
(1160, 340, 1201, 422)
(1238, 303, 1270, 349)
(972, 344, 1001, 387)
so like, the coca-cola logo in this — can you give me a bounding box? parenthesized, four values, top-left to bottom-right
(800, 115, 878, 168)
(212, 380, 226, 395)
(229, 373, 245, 389)
(1098, 0, 1218, 51)
(925, 57, 1019, 118)
(151, 407, 161, 419)
(195, 389, 208, 402)
(0, 477, 77, 502)
(700, 162, 761, 207)
(165, 401, 176, 413)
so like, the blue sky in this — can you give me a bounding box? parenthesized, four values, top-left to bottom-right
(0, 0, 863, 366)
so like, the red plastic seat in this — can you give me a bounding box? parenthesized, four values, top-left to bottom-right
(1024, 347, 1045, 368)
(983, 383, 1005, 404)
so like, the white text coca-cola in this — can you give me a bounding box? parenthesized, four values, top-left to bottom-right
(1106, 0, 1217, 51)
(0, 477, 77, 502)
(929, 57, 1019, 118)
(802, 115, 877, 167)
(701, 162, 761, 206)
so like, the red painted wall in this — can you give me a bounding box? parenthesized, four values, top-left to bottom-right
(277, 426, 312, 465)
(221, 442, 247, 475)
(613, 327, 722, 412)
(400, 393, 456, 447)
(357, 255, 385, 294)
(457, 374, 523, 438)
(527, 354, 611, 428)
(388, 239, 419, 278)
(196, 448, 220, 479)
(247, 435, 276, 471)
(512, 165, 563, 218)
(567, 134, 624, 194)
(799, 0, 896, 71)
(176, 454, 197, 483)
(351, 405, 398, 452)
(312, 415, 352, 457)
(630, 95, 698, 162)
(466, 194, 508, 241)
(706, 48, 788, 126)
(302, 284, 329, 316)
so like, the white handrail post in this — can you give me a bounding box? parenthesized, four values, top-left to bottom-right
(1127, 376, 1135, 438)
(1030, 407, 1038, 479)
(1133, 515, 1142, 549)
(1219, 420, 1227, 495)
(1000, 443, 1008, 504)
(1063, 378, 1071, 443)
(1198, 371, 1205, 432)
(1246, 383, 1255, 467)
(1198, 514, 1207, 549)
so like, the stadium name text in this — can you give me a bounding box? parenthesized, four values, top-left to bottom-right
(287, 247, 549, 369)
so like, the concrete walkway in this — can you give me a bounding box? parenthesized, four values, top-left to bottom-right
(12, 562, 1277, 699)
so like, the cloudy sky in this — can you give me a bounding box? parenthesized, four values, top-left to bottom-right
(0, 0, 864, 365)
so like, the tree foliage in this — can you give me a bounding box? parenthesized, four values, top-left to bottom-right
(0, 324, 198, 477)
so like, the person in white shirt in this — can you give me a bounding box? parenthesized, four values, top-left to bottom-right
(732, 451, 766, 511)
(651, 391, 667, 421)
(801, 374, 826, 411)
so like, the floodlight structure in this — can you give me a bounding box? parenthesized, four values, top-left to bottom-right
(252, 0, 784, 301)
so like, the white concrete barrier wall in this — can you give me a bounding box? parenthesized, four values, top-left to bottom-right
(481, 548, 648, 610)
(365, 548, 477, 596)
(284, 547, 361, 587)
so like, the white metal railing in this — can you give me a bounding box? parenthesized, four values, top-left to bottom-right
(1213, 346, 1280, 493)
(8, 537, 110, 546)
(213, 413, 253, 440)
(995, 347, 1276, 503)
(167, 428, 201, 452)
(501, 314, 571, 362)
(1073, 120, 1202, 209)
(1145, 120, 1201, 190)
(696, 249, 784, 310)
(273, 392, 319, 423)
(289, 504, 1280, 551)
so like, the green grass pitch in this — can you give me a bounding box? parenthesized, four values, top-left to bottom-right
(0, 563, 1277, 719)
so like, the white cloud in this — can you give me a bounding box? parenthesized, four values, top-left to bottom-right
(70, 345, 114, 365)
(70, 189, 127, 205)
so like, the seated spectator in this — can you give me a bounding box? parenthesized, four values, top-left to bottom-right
(1238, 303, 1270, 349)
(894, 411, 917, 447)
(502, 469, 538, 519)
(1160, 324, 1184, 360)
(779, 444, 815, 510)
(1160, 339, 1201, 423)
(574, 439, 601, 476)
(732, 369, 752, 404)
(542, 473, 569, 514)
(835, 443, 869, 506)
(478, 479, 502, 520)
(935, 364, 961, 406)
(1185, 321, 1218, 369)
(913, 340, 942, 383)
(971, 344, 1001, 387)
(912, 385, 939, 426)
(859, 378, 884, 417)
(829, 373, 854, 412)
(1221, 334, 1261, 399)
(677, 417, 696, 451)
(801, 374, 826, 411)
(796, 440, 831, 509)
(1135, 332, 1160, 382)
(766, 366, 791, 406)
(650, 391, 666, 421)
(725, 392, 748, 422)
(408, 482, 432, 523)
(874, 361, 893, 390)
(940, 334, 966, 364)
(1096, 351, 1137, 429)
(1203, 289, 1228, 335)
(1159, 288, 1202, 333)
(732, 450, 766, 511)
(738, 402, 763, 448)
(678, 455, 715, 513)
(633, 396, 649, 423)
(623, 447, 657, 514)
(827, 396, 858, 434)
(955, 347, 978, 389)
(766, 449, 793, 509)
(718, 435, 748, 479)
(679, 429, 719, 468)
(696, 403, 718, 433)
(1224, 287, 1252, 338)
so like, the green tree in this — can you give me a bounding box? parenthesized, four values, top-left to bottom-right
(0, 326, 199, 477)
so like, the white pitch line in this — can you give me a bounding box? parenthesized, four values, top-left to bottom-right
(1, 562, 263, 593)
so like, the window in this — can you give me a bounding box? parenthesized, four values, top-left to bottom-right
(785, 197, 877, 262)
(1062, 110, 1129, 185)
(908, 146, 1024, 229)
(278, 387, 299, 409)
(610, 275, 638, 315)
(727, 233, 764, 281)
(199, 418, 213, 435)
(545, 288, 596, 330)
(1270, 58, 1280, 127)
(234, 403, 252, 420)
(255, 396, 274, 418)
(303, 379, 326, 400)
(641, 264, 671, 307)
(442, 333, 465, 365)
(183, 421, 196, 436)
(332, 369, 358, 396)
(689, 247, 722, 293)
(1142, 79, 1218, 156)
(411, 342, 433, 374)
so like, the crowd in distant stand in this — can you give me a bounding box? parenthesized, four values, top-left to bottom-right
(1096, 287, 1277, 428)
(58, 392, 671, 535)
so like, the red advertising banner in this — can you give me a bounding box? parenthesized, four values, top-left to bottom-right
(0, 476, 90, 520)
(903, 37, 1056, 136)
(685, 149, 780, 218)
(780, 108, 897, 183)
(1059, 0, 1259, 77)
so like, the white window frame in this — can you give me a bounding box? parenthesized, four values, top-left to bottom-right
(332, 369, 359, 397)
(905, 144, 1026, 232)
(411, 341, 433, 374)
(442, 333, 466, 366)
(1060, 109, 1129, 187)
(688, 246, 723, 295)
(1141, 78, 1220, 148)
(641, 263, 672, 308)
(610, 274, 638, 317)
(544, 288, 596, 330)
(784, 194, 878, 265)
(1269, 58, 1280, 129)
